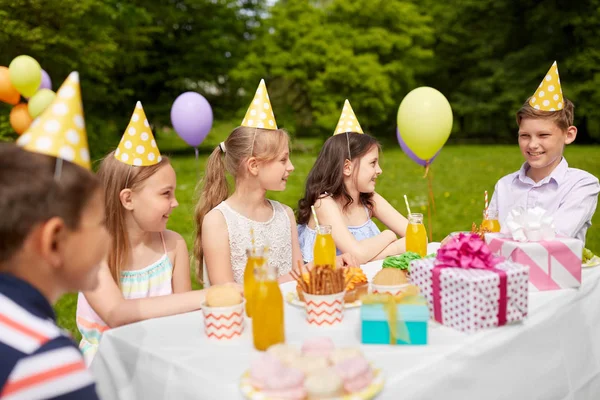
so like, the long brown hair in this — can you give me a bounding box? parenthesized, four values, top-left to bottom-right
(0, 143, 100, 265)
(297, 132, 380, 225)
(97, 151, 170, 284)
(193, 126, 289, 282)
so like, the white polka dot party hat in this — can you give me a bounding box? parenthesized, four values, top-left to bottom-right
(16, 72, 91, 170)
(333, 100, 363, 135)
(241, 79, 277, 129)
(115, 101, 161, 166)
(529, 61, 564, 111)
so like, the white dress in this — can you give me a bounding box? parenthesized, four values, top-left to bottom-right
(204, 199, 293, 285)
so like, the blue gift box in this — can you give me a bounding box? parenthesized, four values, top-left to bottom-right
(360, 302, 429, 345)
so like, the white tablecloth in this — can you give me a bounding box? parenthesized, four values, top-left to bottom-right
(91, 257, 600, 400)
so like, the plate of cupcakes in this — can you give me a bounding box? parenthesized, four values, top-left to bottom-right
(240, 337, 384, 400)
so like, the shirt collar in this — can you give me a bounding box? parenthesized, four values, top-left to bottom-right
(0, 273, 56, 321)
(515, 157, 568, 186)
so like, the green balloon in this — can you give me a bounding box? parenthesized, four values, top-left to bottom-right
(9, 55, 42, 98)
(397, 87, 453, 160)
(28, 89, 56, 118)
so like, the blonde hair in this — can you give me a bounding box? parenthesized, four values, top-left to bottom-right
(97, 151, 171, 284)
(517, 97, 575, 131)
(193, 126, 289, 282)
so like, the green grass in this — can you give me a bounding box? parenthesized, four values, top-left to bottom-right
(55, 122, 600, 341)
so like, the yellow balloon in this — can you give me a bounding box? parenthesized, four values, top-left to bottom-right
(28, 89, 56, 118)
(9, 55, 42, 98)
(397, 87, 453, 160)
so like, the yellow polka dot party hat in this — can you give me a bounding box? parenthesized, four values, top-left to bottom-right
(333, 100, 363, 135)
(529, 61, 564, 111)
(115, 101, 161, 166)
(241, 79, 277, 129)
(16, 72, 91, 170)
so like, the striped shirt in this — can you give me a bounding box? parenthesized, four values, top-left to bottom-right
(0, 273, 99, 399)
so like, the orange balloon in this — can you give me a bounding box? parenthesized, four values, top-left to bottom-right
(0, 66, 21, 105)
(10, 103, 33, 135)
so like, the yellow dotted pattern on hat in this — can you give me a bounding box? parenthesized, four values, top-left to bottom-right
(529, 61, 564, 111)
(241, 79, 277, 130)
(114, 101, 161, 166)
(16, 72, 91, 170)
(333, 99, 363, 135)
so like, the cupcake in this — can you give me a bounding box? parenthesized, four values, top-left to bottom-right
(371, 268, 411, 296)
(205, 285, 242, 307)
(202, 284, 245, 340)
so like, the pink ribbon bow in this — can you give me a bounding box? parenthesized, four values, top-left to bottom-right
(432, 233, 508, 327)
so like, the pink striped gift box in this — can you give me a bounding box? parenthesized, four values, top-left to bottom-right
(485, 233, 583, 291)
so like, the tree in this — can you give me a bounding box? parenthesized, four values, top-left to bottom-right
(233, 0, 434, 137)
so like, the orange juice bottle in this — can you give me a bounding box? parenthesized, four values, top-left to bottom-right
(406, 213, 428, 257)
(244, 246, 266, 318)
(481, 209, 501, 233)
(313, 225, 336, 268)
(252, 262, 285, 351)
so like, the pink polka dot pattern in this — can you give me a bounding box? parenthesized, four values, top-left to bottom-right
(410, 259, 529, 334)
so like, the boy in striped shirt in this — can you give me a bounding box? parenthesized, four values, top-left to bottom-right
(1, 73, 110, 399)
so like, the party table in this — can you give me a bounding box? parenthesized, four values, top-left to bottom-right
(91, 257, 600, 400)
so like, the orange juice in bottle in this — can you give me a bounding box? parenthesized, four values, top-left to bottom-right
(252, 262, 285, 351)
(481, 209, 501, 233)
(244, 246, 266, 318)
(406, 213, 428, 257)
(313, 225, 336, 268)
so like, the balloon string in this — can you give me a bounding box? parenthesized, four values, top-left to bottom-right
(423, 160, 430, 178)
(427, 165, 436, 215)
(425, 161, 435, 242)
(195, 147, 200, 181)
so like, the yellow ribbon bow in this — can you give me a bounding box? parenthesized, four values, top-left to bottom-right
(361, 285, 426, 345)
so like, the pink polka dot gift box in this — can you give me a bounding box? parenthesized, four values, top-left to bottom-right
(410, 233, 529, 334)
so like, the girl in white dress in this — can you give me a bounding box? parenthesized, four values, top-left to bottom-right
(194, 80, 355, 286)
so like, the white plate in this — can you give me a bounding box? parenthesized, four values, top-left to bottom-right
(285, 291, 361, 309)
(583, 256, 600, 268)
(240, 366, 384, 400)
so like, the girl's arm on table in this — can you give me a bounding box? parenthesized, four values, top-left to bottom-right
(82, 264, 206, 328)
(315, 197, 396, 264)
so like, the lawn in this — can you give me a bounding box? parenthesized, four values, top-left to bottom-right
(55, 121, 600, 341)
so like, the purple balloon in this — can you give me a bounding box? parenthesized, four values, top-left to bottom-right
(40, 69, 52, 90)
(170, 92, 213, 147)
(397, 128, 440, 167)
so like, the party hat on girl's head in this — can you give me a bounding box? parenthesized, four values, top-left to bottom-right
(333, 100, 363, 135)
(241, 79, 277, 130)
(529, 61, 564, 111)
(115, 101, 161, 166)
(16, 72, 91, 170)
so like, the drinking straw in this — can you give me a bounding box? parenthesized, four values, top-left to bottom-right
(484, 190, 488, 218)
(311, 205, 321, 230)
(404, 195, 412, 215)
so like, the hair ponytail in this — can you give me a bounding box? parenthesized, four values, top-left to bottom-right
(193, 146, 229, 282)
